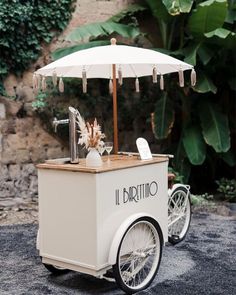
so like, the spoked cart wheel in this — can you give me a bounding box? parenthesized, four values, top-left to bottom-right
(113, 217, 163, 294)
(168, 186, 191, 245)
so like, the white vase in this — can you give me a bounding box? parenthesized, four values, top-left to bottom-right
(86, 148, 102, 167)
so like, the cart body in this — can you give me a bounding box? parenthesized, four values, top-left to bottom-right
(37, 155, 168, 277)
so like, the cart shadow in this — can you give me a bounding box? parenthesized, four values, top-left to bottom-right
(47, 271, 123, 294)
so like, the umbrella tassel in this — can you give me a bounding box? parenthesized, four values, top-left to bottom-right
(160, 75, 164, 90)
(109, 78, 113, 94)
(41, 76, 47, 91)
(135, 77, 140, 93)
(118, 67, 123, 85)
(32, 74, 37, 90)
(179, 69, 184, 87)
(152, 67, 157, 83)
(59, 77, 64, 93)
(52, 71, 57, 87)
(82, 68, 87, 93)
(191, 69, 196, 87)
(36, 75, 41, 90)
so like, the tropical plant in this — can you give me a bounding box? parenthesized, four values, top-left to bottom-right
(48, 0, 235, 187)
(52, 4, 145, 60)
(142, 0, 236, 183)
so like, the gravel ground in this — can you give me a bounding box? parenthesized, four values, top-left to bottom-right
(0, 212, 235, 295)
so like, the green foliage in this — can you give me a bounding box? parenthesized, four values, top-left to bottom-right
(219, 150, 236, 166)
(168, 167, 184, 183)
(188, 0, 227, 37)
(52, 5, 143, 58)
(32, 91, 48, 111)
(199, 102, 230, 153)
(146, 0, 171, 23)
(0, 0, 75, 86)
(193, 72, 217, 93)
(153, 93, 174, 139)
(183, 125, 206, 165)
(109, 4, 147, 22)
(67, 21, 140, 42)
(163, 0, 194, 15)
(216, 178, 236, 202)
(141, 0, 235, 184)
(190, 193, 213, 205)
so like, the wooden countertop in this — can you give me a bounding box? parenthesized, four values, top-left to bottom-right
(37, 155, 169, 174)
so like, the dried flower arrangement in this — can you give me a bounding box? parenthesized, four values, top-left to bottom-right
(76, 112, 105, 150)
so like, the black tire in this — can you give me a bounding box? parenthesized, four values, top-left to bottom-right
(41, 258, 69, 274)
(113, 217, 163, 294)
(168, 186, 191, 245)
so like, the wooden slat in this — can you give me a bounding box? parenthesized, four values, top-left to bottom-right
(37, 155, 168, 174)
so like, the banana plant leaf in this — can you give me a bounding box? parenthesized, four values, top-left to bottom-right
(162, 0, 194, 15)
(193, 71, 217, 94)
(199, 102, 230, 153)
(173, 141, 192, 183)
(182, 43, 201, 66)
(146, 0, 172, 22)
(226, 0, 236, 23)
(197, 44, 214, 65)
(178, 158, 191, 183)
(204, 28, 236, 48)
(153, 93, 175, 139)
(183, 125, 206, 165)
(219, 149, 236, 167)
(109, 4, 146, 22)
(67, 21, 140, 42)
(188, 0, 227, 37)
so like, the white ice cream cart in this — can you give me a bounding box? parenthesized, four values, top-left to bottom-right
(37, 154, 191, 294)
(34, 38, 194, 293)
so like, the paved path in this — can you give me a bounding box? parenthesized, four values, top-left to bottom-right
(0, 213, 235, 295)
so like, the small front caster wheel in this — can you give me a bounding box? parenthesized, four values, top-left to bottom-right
(41, 258, 69, 274)
(113, 217, 163, 294)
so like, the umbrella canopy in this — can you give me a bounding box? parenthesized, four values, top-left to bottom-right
(34, 39, 195, 154)
(35, 43, 193, 78)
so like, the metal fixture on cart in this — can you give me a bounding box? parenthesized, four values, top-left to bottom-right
(52, 106, 79, 164)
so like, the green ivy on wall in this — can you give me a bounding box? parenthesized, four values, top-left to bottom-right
(0, 0, 75, 92)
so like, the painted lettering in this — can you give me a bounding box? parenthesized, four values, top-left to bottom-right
(115, 180, 158, 205)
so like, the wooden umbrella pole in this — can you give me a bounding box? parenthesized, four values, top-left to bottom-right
(110, 38, 118, 154)
(112, 63, 118, 154)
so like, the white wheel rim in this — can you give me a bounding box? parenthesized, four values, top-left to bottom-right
(168, 189, 191, 239)
(118, 221, 161, 290)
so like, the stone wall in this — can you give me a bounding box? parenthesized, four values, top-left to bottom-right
(0, 0, 135, 209)
(0, 96, 68, 209)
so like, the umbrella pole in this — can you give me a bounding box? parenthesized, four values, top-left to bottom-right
(112, 63, 118, 154)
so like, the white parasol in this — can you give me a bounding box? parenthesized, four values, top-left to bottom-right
(34, 38, 195, 153)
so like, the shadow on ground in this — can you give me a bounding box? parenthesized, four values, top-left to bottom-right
(0, 213, 235, 295)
